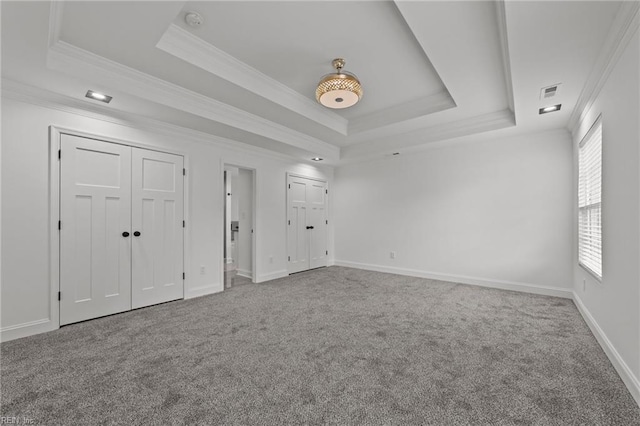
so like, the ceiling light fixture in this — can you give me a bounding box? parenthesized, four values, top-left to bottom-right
(311, 157, 323, 161)
(316, 58, 363, 109)
(539, 104, 561, 114)
(86, 90, 112, 103)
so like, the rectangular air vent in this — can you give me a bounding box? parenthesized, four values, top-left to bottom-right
(540, 84, 561, 100)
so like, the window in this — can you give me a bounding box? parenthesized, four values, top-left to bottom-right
(578, 117, 602, 279)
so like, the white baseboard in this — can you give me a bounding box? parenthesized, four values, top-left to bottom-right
(185, 284, 223, 299)
(237, 269, 253, 279)
(1, 318, 57, 342)
(257, 269, 288, 283)
(333, 260, 573, 299)
(573, 292, 640, 406)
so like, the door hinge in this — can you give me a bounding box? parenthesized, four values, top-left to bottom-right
(326, 220, 328, 225)
(288, 220, 290, 225)
(288, 184, 291, 189)
(326, 250, 328, 255)
(58, 149, 61, 160)
(182, 272, 185, 280)
(183, 220, 185, 228)
(183, 168, 186, 176)
(325, 189, 328, 194)
(58, 291, 61, 301)
(288, 256, 290, 261)
(58, 220, 61, 230)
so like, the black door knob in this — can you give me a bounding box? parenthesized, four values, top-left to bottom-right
(306, 226, 314, 230)
(133, 231, 141, 237)
(122, 232, 130, 237)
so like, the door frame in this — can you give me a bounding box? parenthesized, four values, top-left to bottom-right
(49, 125, 190, 330)
(220, 161, 258, 287)
(286, 173, 328, 274)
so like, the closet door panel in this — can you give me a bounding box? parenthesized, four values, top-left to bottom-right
(131, 148, 184, 309)
(59, 135, 132, 325)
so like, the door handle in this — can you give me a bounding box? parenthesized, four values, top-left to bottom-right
(306, 226, 314, 230)
(133, 231, 141, 237)
(122, 232, 130, 237)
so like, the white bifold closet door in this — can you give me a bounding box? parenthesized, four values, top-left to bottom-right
(60, 134, 183, 325)
(131, 148, 184, 309)
(287, 175, 328, 274)
(60, 135, 132, 325)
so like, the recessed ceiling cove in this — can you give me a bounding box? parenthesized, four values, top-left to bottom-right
(37, 0, 534, 163)
(165, 1, 449, 123)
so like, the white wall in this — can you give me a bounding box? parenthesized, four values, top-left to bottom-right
(572, 29, 640, 391)
(334, 128, 574, 295)
(0, 96, 333, 341)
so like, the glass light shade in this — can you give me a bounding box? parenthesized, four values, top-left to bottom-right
(316, 72, 363, 109)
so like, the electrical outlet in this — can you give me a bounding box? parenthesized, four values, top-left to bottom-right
(390, 251, 396, 259)
(200, 265, 205, 275)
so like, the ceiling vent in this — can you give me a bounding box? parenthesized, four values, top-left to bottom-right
(540, 84, 561, 100)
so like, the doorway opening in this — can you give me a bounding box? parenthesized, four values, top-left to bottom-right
(223, 165, 256, 289)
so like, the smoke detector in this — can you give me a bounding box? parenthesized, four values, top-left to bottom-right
(185, 12, 203, 27)
(540, 83, 561, 100)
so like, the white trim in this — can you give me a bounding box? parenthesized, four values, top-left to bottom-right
(256, 269, 289, 283)
(342, 109, 516, 163)
(48, 126, 62, 335)
(573, 292, 640, 406)
(348, 91, 455, 135)
(46, 41, 340, 159)
(47, 0, 64, 48)
(1, 319, 55, 342)
(185, 285, 223, 300)
(2, 79, 314, 166)
(495, 0, 515, 114)
(237, 269, 253, 279)
(156, 24, 348, 136)
(286, 172, 328, 184)
(333, 260, 573, 299)
(568, 1, 640, 135)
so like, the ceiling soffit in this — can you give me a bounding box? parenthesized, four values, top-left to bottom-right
(41, 0, 516, 162)
(156, 21, 455, 137)
(156, 24, 349, 136)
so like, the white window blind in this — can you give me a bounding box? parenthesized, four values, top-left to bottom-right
(578, 117, 602, 279)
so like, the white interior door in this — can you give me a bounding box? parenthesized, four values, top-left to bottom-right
(131, 148, 184, 309)
(288, 176, 310, 273)
(287, 175, 327, 274)
(60, 135, 132, 325)
(308, 180, 328, 269)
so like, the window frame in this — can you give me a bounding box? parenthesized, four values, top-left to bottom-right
(577, 115, 603, 281)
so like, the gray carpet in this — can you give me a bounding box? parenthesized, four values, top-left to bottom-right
(1, 266, 639, 425)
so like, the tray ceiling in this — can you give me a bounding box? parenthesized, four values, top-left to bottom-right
(0, 1, 626, 164)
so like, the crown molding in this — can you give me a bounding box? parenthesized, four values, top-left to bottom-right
(495, 0, 515, 115)
(348, 90, 456, 135)
(47, 0, 64, 48)
(1, 78, 323, 166)
(46, 40, 339, 159)
(341, 109, 515, 163)
(568, 1, 639, 135)
(157, 24, 348, 136)
(340, 126, 568, 168)
(157, 24, 459, 138)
